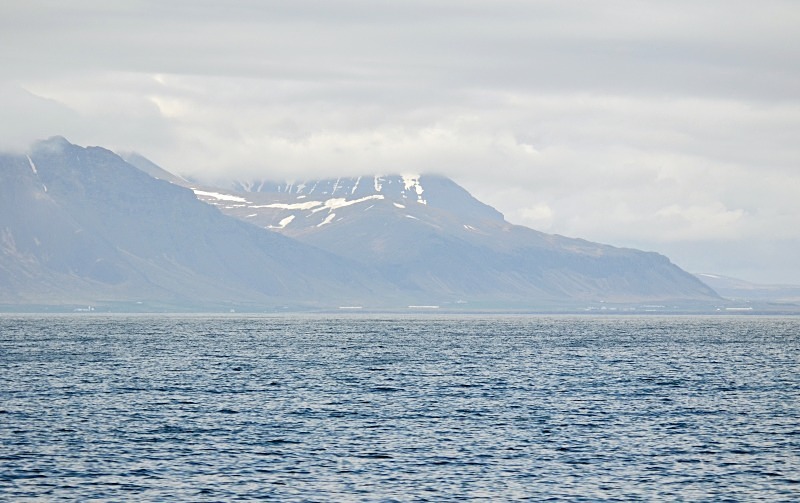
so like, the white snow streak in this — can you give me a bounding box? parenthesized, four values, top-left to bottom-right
(311, 194, 385, 213)
(317, 213, 336, 227)
(238, 195, 381, 213)
(26, 155, 38, 175)
(27, 156, 47, 192)
(193, 190, 250, 203)
(393, 202, 406, 208)
(250, 201, 322, 210)
(270, 215, 295, 229)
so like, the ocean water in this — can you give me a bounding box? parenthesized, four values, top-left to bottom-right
(1, 314, 798, 501)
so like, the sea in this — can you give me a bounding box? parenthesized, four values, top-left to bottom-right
(1, 314, 798, 501)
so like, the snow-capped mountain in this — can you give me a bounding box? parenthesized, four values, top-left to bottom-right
(194, 175, 503, 237)
(186, 173, 720, 305)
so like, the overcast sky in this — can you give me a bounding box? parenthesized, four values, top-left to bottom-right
(2, 0, 799, 283)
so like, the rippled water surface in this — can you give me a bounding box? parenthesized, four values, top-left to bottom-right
(1, 314, 799, 501)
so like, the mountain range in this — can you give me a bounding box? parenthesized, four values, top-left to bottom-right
(1, 137, 728, 311)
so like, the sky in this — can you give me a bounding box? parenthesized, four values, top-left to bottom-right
(2, 0, 799, 283)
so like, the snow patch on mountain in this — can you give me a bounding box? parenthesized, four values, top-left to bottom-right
(251, 200, 323, 210)
(270, 215, 295, 229)
(401, 174, 426, 204)
(193, 189, 250, 203)
(317, 213, 336, 227)
(27, 155, 47, 192)
(27, 155, 38, 175)
(193, 174, 506, 236)
(311, 195, 385, 213)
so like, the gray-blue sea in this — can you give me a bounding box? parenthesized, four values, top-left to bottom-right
(1, 314, 798, 501)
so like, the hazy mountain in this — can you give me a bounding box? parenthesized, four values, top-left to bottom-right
(120, 151, 191, 186)
(1, 139, 722, 310)
(695, 273, 800, 303)
(187, 173, 720, 305)
(0, 137, 391, 309)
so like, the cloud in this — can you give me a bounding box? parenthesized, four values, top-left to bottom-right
(0, 84, 81, 152)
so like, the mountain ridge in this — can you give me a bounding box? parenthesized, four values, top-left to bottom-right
(1, 138, 723, 310)
(0, 138, 396, 309)
(185, 172, 720, 304)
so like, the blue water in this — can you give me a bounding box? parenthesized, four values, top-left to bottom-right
(1, 314, 798, 501)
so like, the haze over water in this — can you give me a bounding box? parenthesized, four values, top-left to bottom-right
(1, 314, 798, 500)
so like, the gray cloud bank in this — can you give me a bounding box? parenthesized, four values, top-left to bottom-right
(2, 0, 799, 283)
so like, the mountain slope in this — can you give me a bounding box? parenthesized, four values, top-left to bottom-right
(0, 138, 391, 308)
(696, 273, 800, 303)
(185, 173, 719, 304)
